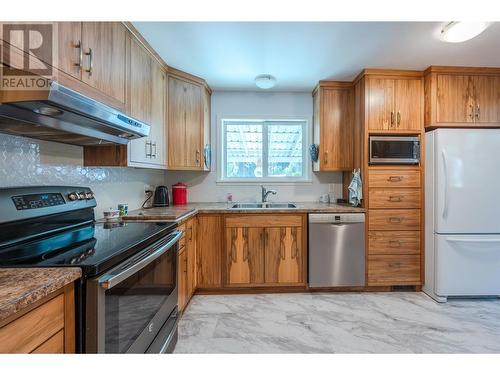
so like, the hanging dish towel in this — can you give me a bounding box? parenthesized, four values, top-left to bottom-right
(348, 169, 363, 207)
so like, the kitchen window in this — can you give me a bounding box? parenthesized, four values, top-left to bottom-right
(219, 118, 309, 182)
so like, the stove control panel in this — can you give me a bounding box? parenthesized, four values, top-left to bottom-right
(12, 193, 66, 210)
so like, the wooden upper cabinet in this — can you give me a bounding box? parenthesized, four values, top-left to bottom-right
(425, 67, 500, 128)
(80, 22, 127, 107)
(312, 84, 354, 172)
(56, 22, 83, 80)
(394, 79, 423, 131)
(473, 75, 500, 123)
(367, 78, 394, 130)
(435, 74, 474, 123)
(366, 76, 422, 132)
(168, 75, 205, 170)
(202, 87, 212, 171)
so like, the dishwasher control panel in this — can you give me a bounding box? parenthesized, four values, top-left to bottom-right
(308, 213, 365, 224)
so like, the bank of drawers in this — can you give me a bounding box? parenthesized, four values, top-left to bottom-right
(367, 169, 422, 286)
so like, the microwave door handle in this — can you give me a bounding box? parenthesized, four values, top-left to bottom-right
(98, 230, 183, 289)
(442, 150, 449, 220)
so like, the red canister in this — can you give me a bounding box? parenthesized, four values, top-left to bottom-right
(172, 182, 188, 205)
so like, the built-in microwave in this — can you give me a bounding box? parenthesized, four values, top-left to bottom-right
(369, 136, 420, 165)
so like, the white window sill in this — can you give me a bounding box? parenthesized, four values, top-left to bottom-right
(216, 179, 313, 186)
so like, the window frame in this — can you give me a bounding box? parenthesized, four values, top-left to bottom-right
(217, 115, 312, 184)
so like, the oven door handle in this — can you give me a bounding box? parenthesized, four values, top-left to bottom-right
(98, 230, 182, 289)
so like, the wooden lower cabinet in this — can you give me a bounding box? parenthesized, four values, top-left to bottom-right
(0, 284, 75, 354)
(177, 247, 188, 312)
(224, 215, 306, 287)
(196, 214, 223, 289)
(177, 217, 197, 313)
(367, 255, 421, 286)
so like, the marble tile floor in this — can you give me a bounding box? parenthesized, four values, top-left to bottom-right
(174, 292, 500, 353)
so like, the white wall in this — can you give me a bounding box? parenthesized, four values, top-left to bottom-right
(0, 134, 165, 218)
(165, 90, 344, 203)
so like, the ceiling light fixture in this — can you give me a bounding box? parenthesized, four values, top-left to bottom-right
(440, 21, 490, 43)
(255, 74, 277, 89)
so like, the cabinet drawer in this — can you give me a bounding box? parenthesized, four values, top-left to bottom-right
(368, 169, 421, 188)
(369, 209, 420, 231)
(0, 294, 64, 353)
(369, 188, 421, 209)
(368, 255, 421, 286)
(368, 231, 420, 255)
(225, 215, 302, 228)
(31, 330, 64, 354)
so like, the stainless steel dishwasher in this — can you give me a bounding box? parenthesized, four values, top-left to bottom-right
(308, 213, 365, 287)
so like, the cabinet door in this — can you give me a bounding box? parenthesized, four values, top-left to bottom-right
(265, 227, 304, 284)
(436, 74, 474, 123)
(321, 88, 353, 170)
(394, 79, 422, 131)
(177, 250, 188, 312)
(149, 60, 166, 165)
(128, 37, 152, 164)
(368, 78, 394, 130)
(185, 82, 203, 168)
(168, 76, 187, 168)
(202, 87, 211, 170)
(473, 75, 500, 123)
(196, 215, 222, 288)
(226, 227, 265, 285)
(56, 22, 82, 79)
(81, 22, 127, 107)
(186, 218, 197, 298)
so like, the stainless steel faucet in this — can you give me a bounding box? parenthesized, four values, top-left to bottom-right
(261, 185, 277, 203)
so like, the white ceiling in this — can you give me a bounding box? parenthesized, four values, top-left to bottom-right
(133, 22, 500, 91)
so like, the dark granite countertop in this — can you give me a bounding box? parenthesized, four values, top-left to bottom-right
(0, 268, 81, 322)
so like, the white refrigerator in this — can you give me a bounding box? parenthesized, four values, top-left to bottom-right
(424, 128, 500, 302)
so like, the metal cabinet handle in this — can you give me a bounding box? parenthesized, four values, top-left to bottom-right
(196, 149, 200, 164)
(324, 150, 328, 164)
(74, 40, 83, 69)
(396, 111, 401, 127)
(388, 196, 403, 202)
(152, 142, 157, 158)
(475, 104, 480, 121)
(84, 48, 93, 77)
(145, 141, 152, 158)
(390, 111, 395, 127)
(184, 257, 188, 273)
(388, 217, 402, 223)
(387, 176, 402, 182)
(469, 104, 475, 121)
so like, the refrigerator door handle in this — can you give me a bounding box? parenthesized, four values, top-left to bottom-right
(442, 150, 449, 220)
(446, 237, 500, 244)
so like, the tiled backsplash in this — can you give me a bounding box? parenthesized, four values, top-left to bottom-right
(0, 134, 165, 218)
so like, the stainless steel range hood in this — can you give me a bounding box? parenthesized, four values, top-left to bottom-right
(0, 82, 150, 146)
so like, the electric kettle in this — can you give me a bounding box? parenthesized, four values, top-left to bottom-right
(152, 186, 170, 207)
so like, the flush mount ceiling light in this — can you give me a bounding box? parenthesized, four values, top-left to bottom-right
(255, 74, 277, 89)
(440, 21, 491, 43)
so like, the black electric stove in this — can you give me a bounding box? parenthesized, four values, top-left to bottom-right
(0, 186, 181, 353)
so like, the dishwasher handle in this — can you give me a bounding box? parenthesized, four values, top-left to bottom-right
(309, 213, 365, 224)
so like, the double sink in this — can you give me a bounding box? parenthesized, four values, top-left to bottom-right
(229, 203, 297, 209)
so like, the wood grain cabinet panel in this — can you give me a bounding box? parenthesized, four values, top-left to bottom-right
(368, 169, 421, 188)
(368, 209, 420, 231)
(196, 215, 222, 288)
(368, 255, 421, 286)
(226, 227, 265, 285)
(473, 75, 500, 123)
(368, 78, 394, 130)
(56, 22, 83, 80)
(394, 79, 423, 131)
(436, 74, 474, 123)
(312, 84, 354, 171)
(368, 231, 420, 255)
(265, 227, 304, 284)
(177, 248, 188, 312)
(81, 22, 127, 106)
(369, 188, 421, 209)
(0, 283, 75, 354)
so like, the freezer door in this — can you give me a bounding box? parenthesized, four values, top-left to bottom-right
(435, 234, 500, 297)
(434, 129, 500, 234)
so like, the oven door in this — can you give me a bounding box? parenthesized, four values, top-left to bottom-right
(369, 136, 420, 164)
(86, 230, 181, 353)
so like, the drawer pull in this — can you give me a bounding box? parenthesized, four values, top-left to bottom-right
(388, 196, 403, 202)
(389, 240, 401, 248)
(387, 176, 402, 182)
(388, 217, 402, 223)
